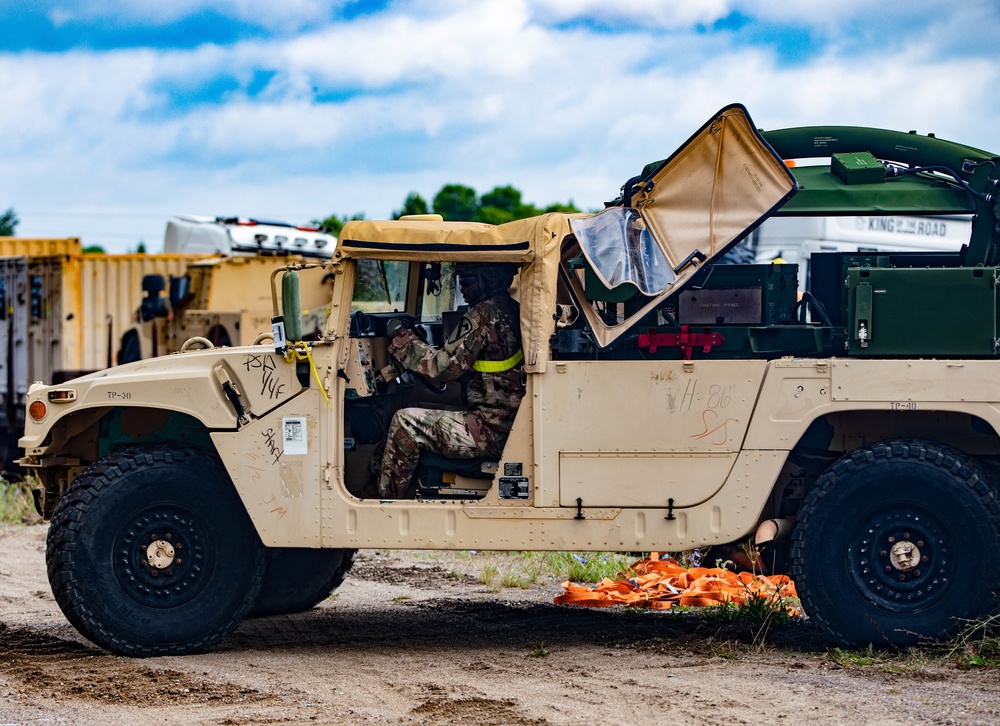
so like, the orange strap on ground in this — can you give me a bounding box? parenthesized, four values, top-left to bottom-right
(554, 554, 798, 614)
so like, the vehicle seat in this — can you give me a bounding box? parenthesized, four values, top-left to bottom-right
(416, 451, 498, 499)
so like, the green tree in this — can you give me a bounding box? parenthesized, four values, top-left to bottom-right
(393, 192, 429, 219)
(0, 207, 18, 236)
(543, 201, 580, 214)
(313, 212, 365, 238)
(136, 241, 147, 254)
(433, 184, 479, 221)
(82, 245, 106, 254)
(480, 185, 522, 212)
(478, 185, 525, 225)
(393, 185, 581, 226)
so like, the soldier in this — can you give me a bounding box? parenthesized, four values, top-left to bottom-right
(377, 262, 525, 499)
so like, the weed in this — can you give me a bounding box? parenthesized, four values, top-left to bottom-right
(0, 479, 34, 525)
(479, 563, 499, 588)
(544, 552, 635, 583)
(500, 571, 527, 589)
(528, 641, 549, 658)
(392, 595, 412, 602)
(707, 638, 743, 660)
(828, 646, 887, 667)
(945, 612, 1000, 668)
(494, 559, 543, 589)
(696, 589, 798, 650)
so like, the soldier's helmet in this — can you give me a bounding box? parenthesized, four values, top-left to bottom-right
(456, 262, 518, 301)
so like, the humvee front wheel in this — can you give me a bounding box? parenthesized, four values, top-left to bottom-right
(791, 439, 1000, 648)
(250, 547, 357, 617)
(46, 445, 265, 657)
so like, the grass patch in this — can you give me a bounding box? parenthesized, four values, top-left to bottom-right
(0, 478, 34, 525)
(945, 613, 1000, 668)
(469, 551, 634, 593)
(479, 563, 499, 586)
(528, 641, 549, 658)
(541, 552, 634, 583)
(828, 646, 888, 667)
(698, 592, 798, 650)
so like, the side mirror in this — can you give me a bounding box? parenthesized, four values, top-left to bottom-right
(169, 275, 191, 308)
(139, 275, 169, 322)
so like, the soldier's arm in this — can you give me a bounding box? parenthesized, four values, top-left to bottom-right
(388, 313, 485, 382)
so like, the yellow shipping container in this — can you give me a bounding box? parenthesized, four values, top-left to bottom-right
(0, 237, 81, 257)
(60, 254, 199, 373)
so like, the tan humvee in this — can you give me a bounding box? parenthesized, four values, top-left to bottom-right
(21, 105, 1000, 656)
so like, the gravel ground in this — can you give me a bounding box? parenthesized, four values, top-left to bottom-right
(1, 524, 999, 725)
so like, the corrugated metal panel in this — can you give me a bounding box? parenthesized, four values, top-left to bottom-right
(0, 257, 30, 464)
(0, 258, 29, 411)
(0, 237, 81, 257)
(71, 254, 196, 371)
(13, 253, 200, 385)
(26, 257, 63, 388)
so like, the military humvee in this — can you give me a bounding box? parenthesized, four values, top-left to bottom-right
(21, 104, 1000, 656)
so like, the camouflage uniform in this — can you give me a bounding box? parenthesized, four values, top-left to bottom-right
(377, 293, 525, 498)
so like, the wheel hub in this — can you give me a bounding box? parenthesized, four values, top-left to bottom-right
(146, 539, 176, 569)
(889, 540, 920, 572)
(848, 505, 953, 613)
(113, 506, 212, 608)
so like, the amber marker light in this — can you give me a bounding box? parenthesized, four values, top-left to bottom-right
(28, 400, 46, 421)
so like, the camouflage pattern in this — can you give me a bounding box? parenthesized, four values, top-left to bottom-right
(377, 293, 525, 498)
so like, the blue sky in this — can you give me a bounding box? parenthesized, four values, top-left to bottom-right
(2, 0, 998, 252)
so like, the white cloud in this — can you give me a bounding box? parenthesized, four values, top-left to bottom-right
(2, 1, 999, 252)
(42, 0, 351, 30)
(528, 0, 735, 28)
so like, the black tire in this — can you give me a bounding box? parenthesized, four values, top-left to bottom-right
(46, 445, 265, 657)
(791, 439, 1000, 648)
(249, 547, 357, 617)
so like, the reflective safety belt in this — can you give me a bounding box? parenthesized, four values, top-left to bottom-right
(473, 348, 524, 373)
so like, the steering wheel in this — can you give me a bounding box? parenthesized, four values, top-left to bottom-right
(388, 315, 448, 395)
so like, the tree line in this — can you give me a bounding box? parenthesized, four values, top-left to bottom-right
(314, 184, 580, 237)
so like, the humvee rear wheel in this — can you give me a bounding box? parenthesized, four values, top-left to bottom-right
(46, 445, 265, 657)
(250, 547, 357, 617)
(791, 439, 1000, 648)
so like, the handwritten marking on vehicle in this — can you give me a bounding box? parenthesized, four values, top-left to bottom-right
(689, 409, 738, 445)
(262, 427, 283, 465)
(243, 353, 286, 400)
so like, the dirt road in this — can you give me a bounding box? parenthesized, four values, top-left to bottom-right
(1, 524, 998, 725)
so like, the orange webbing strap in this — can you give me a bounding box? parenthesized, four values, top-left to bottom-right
(554, 554, 799, 615)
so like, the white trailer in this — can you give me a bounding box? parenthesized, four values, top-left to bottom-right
(751, 214, 972, 289)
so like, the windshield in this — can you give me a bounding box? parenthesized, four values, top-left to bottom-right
(570, 207, 676, 296)
(351, 259, 408, 313)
